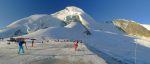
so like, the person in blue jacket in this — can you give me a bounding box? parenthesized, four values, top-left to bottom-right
(18, 39, 26, 54)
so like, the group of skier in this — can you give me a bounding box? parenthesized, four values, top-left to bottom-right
(16, 38, 81, 54)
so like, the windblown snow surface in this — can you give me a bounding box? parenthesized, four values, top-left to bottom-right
(0, 6, 150, 64)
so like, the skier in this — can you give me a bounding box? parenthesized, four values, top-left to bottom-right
(18, 39, 26, 54)
(74, 40, 79, 51)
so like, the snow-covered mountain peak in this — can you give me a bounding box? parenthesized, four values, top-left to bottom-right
(51, 6, 85, 22)
(52, 6, 84, 17)
(52, 6, 97, 30)
(65, 6, 84, 14)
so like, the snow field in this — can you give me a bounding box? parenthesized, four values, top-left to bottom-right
(0, 40, 107, 64)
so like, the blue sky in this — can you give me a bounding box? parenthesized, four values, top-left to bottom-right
(0, 0, 150, 28)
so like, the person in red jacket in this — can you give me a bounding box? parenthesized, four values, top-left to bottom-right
(74, 40, 79, 51)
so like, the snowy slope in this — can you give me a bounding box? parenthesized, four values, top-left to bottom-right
(141, 24, 150, 30)
(0, 14, 62, 38)
(22, 20, 150, 64)
(23, 21, 88, 40)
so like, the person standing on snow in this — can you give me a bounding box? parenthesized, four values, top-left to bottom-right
(18, 39, 26, 54)
(74, 40, 79, 51)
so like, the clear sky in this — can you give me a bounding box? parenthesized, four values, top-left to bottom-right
(0, 0, 150, 28)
